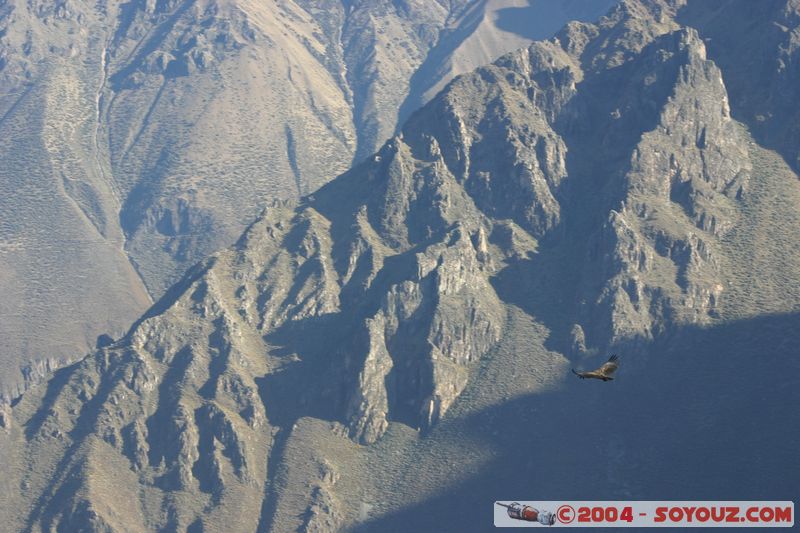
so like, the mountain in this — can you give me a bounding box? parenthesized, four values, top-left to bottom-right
(0, 0, 612, 402)
(2, 0, 800, 531)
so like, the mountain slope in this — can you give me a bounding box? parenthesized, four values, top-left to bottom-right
(2, 0, 799, 531)
(0, 0, 612, 401)
(678, 0, 800, 172)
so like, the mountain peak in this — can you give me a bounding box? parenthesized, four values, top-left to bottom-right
(3, 1, 800, 531)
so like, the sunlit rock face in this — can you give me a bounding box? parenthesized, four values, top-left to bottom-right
(5, 1, 800, 532)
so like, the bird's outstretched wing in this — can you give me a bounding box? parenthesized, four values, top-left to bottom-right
(598, 354, 619, 377)
(572, 354, 619, 381)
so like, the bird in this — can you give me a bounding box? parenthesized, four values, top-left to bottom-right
(572, 354, 619, 381)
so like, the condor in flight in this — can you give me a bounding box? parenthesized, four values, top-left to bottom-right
(572, 354, 619, 381)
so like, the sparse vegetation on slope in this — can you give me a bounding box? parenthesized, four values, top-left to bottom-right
(2, 1, 799, 531)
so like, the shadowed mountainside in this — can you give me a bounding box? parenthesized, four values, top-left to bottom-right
(1, 1, 799, 531)
(354, 309, 800, 532)
(678, 0, 800, 173)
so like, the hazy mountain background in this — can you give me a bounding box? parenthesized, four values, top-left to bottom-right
(0, 0, 614, 402)
(2, 0, 799, 531)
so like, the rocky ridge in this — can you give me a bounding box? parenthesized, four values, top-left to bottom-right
(2, 1, 799, 531)
(0, 0, 610, 401)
